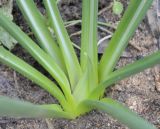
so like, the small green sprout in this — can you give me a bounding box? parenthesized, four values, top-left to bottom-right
(113, 0, 123, 15)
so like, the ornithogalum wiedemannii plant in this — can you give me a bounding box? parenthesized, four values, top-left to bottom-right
(0, 0, 157, 129)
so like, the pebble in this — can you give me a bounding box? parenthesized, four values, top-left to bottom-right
(125, 96, 144, 113)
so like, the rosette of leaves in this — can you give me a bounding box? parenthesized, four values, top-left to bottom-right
(0, 0, 157, 129)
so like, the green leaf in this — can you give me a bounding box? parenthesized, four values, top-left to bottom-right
(44, 0, 82, 88)
(16, 0, 66, 71)
(91, 50, 160, 99)
(74, 54, 97, 102)
(73, 67, 89, 102)
(81, 0, 98, 88)
(0, 0, 17, 50)
(0, 96, 73, 119)
(84, 98, 156, 129)
(113, 1, 123, 15)
(81, 0, 98, 71)
(0, 15, 73, 104)
(99, 0, 153, 81)
(0, 46, 67, 107)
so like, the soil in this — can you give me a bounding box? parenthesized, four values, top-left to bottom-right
(0, 0, 160, 129)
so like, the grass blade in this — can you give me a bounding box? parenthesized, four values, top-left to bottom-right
(91, 51, 160, 98)
(99, 0, 153, 81)
(85, 98, 156, 129)
(16, 0, 65, 71)
(0, 46, 67, 107)
(44, 0, 82, 88)
(0, 15, 72, 102)
(81, 0, 98, 87)
(81, 0, 98, 71)
(0, 96, 73, 119)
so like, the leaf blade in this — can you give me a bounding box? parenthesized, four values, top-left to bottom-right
(84, 98, 156, 129)
(16, 0, 65, 71)
(0, 15, 72, 102)
(92, 51, 160, 98)
(0, 46, 67, 107)
(81, 0, 98, 71)
(44, 0, 82, 88)
(0, 96, 73, 119)
(80, 0, 98, 89)
(99, 0, 153, 81)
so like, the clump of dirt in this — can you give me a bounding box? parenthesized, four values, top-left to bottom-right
(0, 0, 159, 129)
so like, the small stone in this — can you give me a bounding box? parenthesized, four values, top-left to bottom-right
(121, 51, 132, 58)
(125, 96, 144, 113)
(155, 82, 160, 92)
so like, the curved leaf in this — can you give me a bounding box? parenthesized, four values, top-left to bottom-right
(84, 98, 156, 129)
(0, 15, 72, 103)
(0, 96, 73, 119)
(16, 0, 65, 71)
(0, 46, 67, 107)
(99, 0, 153, 81)
(44, 0, 82, 88)
(91, 51, 160, 98)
